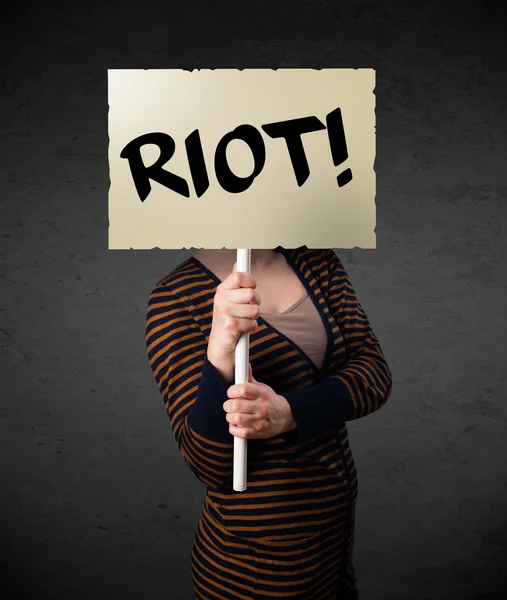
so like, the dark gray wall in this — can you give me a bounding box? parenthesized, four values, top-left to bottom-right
(2, 1, 506, 599)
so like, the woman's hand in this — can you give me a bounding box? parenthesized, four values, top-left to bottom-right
(207, 262, 260, 382)
(223, 363, 297, 439)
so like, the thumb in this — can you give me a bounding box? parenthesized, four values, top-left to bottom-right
(232, 261, 238, 273)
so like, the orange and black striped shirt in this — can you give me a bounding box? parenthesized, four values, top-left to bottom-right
(145, 245, 392, 600)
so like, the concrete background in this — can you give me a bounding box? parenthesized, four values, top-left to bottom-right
(1, 1, 506, 598)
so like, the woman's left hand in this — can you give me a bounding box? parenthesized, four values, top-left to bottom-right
(223, 363, 297, 439)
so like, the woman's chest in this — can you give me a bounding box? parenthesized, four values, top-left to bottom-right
(255, 271, 307, 314)
(189, 254, 348, 379)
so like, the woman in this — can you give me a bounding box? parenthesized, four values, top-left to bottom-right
(145, 245, 392, 600)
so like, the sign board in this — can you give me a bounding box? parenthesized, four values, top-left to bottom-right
(108, 68, 375, 249)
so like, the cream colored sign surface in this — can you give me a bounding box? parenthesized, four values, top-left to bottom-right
(108, 69, 375, 249)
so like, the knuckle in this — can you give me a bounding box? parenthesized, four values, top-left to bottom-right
(224, 316, 236, 330)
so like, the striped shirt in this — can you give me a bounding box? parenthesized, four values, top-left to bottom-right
(145, 245, 392, 600)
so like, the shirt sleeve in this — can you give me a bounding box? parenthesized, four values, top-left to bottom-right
(145, 281, 235, 488)
(282, 250, 393, 443)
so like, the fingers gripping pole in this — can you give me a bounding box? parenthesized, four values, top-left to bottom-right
(233, 248, 251, 492)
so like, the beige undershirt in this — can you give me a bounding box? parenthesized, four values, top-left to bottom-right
(260, 290, 328, 370)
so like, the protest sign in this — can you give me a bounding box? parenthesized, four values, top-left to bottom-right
(108, 68, 375, 250)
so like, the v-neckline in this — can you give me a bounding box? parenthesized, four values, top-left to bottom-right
(189, 246, 333, 378)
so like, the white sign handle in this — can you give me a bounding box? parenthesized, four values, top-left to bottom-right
(233, 248, 251, 492)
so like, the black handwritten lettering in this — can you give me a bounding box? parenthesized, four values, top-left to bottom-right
(214, 125, 266, 193)
(120, 132, 190, 201)
(185, 129, 209, 198)
(326, 108, 353, 187)
(261, 116, 326, 186)
(120, 109, 351, 200)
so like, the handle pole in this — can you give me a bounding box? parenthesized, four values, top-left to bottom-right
(233, 249, 251, 492)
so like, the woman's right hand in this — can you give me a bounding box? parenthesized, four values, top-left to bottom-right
(207, 262, 260, 382)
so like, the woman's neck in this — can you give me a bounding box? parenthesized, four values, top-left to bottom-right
(194, 248, 278, 270)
